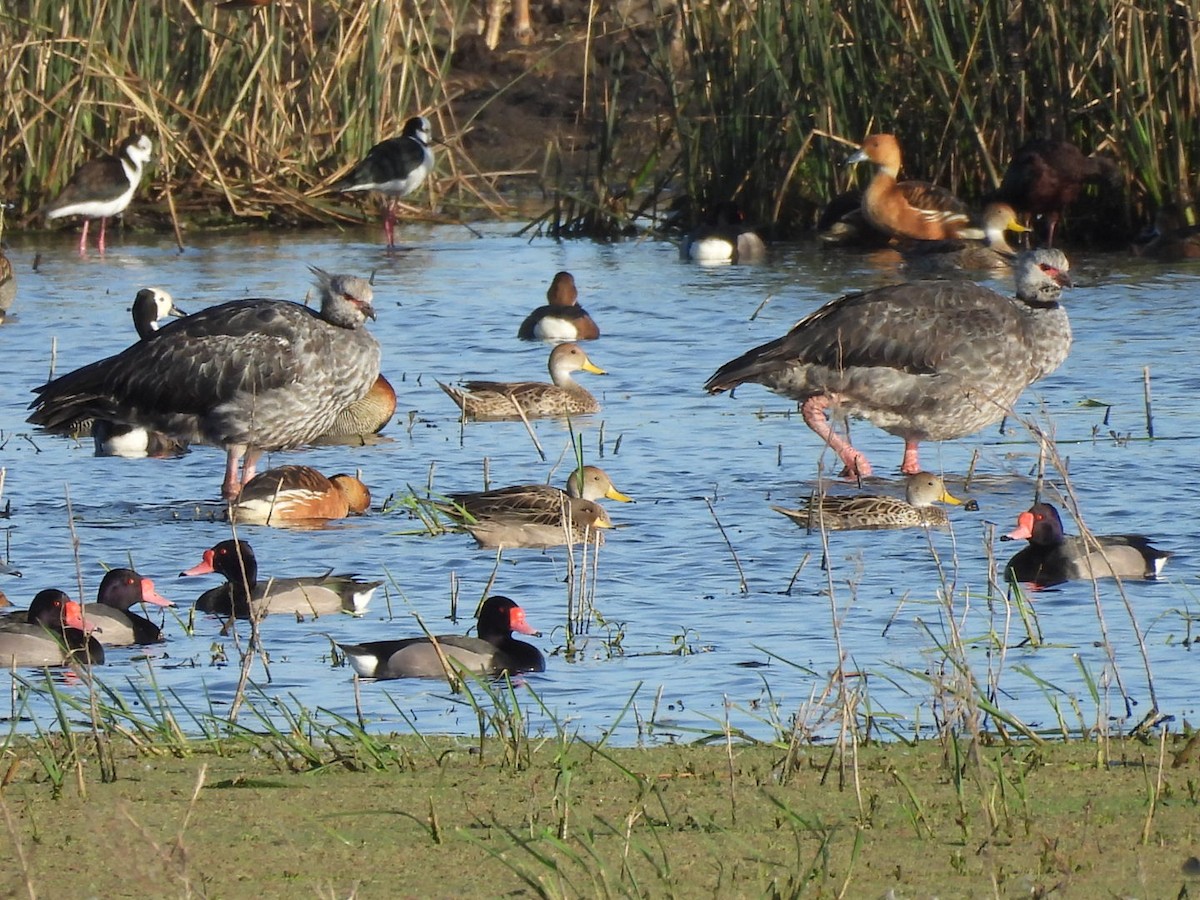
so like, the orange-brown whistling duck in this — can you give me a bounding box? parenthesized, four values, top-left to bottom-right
(229, 465, 371, 526)
(847, 135, 983, 242)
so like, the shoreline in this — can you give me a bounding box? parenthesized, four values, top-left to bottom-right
(2, 729, 1195, 896)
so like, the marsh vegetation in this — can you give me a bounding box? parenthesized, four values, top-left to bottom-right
(1, 0, 1195, 239)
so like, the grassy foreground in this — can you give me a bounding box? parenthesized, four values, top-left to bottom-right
(2, 732, 1198, 897)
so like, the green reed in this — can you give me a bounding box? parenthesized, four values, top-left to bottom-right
(0, 0, 464, 225)
(4, 0, 1194, 235)
(663, 0, 1199, 234)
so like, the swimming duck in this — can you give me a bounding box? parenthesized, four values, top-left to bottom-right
(441, 465, 630, 549)
(847, 135, 983, 242)
(1001, 502, 1171, 588)
(318, 374, 397, 440)
(444, 486, 615, 550)
(0, 589, 104, 667)
(991, 139, 1122, 247)
(772, 472, 966, 531)
(229, 465, 371, 526)
(336, 595, 545, 680)
(903, 203, 1031, 275)
(29, 267, 381, 499)
(704, 249, 1073, 478)
(682, 201, 767, 264)
(41, 134, 153, 254)
(131, 287, 187, 338)
(439, 342, 605, 420)
(181, 539, 380, 618)
(331, 115, 434, 249)
(818, 185, 972, 248)
(92, 287, 190, 458)
(1134, 204, 1200, 262)
(517, 272, 601, 342)
(83, 568, 174, 646)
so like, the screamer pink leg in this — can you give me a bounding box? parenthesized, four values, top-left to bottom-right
(222, 446, 246, 500)
(222, 445, 264, 499)
(900, 439, 922, 475)
(240, 448, 263, 487)
(801, 395, 873, 478)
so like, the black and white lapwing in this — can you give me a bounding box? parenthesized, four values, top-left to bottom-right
(43, 134, 153, 254)
(331, 116, 434, 249)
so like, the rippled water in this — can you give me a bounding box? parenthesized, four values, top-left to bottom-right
(1, 222, 1197, 743)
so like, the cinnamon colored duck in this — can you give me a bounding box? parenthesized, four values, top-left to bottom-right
(439, 342, 605, 419)
(819, 185, 972, 248)
(903, 203, 1031, 275)
(991, 139, 1122, 247)
(0, 589, 104, 667)
(29, 267, 381, 499)
(1001, 502, 1171, 588)
(705, 249, 1073, 477)
(318, 374, 396, 440)
(229, 465, 371, 526)
(92, 287, 189, 458)
(181, 539, 380, 618)
(847, 135, 983, 242)
(84, 568, 174, 646)
(518, 271, 600, 342)
(336, 595, 545, 680)
(772, 472, 967, 531)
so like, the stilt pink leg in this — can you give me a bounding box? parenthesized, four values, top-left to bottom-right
(97, 217, 108, 253)
(900, 440, 922, 475)
(383, 204, 397, 249)
(801, 395, 873, 478)
(78, 221, 90, 255)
